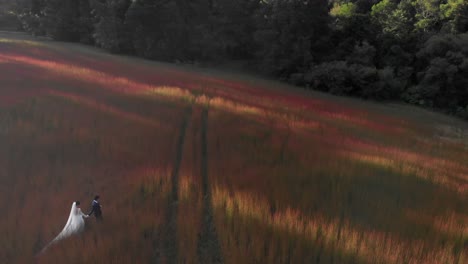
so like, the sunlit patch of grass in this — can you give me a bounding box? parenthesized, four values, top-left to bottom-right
(0, 38, 44, 47)
(0, 54, 171, 95)
(1, 54, 197, 103)
(212, 185, 462, 264)
(129, 167, 172, 201)
(406, 210, 468, 240)
(146, 86, 193, 102)
(195, 95, 322, 134)
(341, 147, 468, 194)
(151, 88, 322, 135)
(48, 90, 168, 130)
(176, 172, 203, 264)
(0, 54, 146, 92)
(324, 111, 407, 135)
(0, 37, 434, 141)
(178, 174, 197, 202)
(2, 52, 384, 136)
(2, 53, 370, 136)
(208, 96, 261, 116)
(207, 107, 467, 263)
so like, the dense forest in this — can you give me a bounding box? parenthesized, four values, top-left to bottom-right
(1, 0, 468, 118)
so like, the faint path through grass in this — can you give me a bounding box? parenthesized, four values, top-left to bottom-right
(159, 106, 193, 264)
(197, 107, 223, 264)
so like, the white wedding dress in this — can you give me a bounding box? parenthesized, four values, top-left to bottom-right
(39, 202, 88, 254)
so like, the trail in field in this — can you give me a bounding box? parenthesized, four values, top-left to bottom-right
(160, 106, 192, 264)
(197, 108, 223, 264)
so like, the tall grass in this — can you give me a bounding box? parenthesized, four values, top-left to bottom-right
(0, 33, 466, 263)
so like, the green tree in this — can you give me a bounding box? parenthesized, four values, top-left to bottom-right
(404, 34, 468, 114)
(40, 0, 93, 41)
(441, 0, 468, 33)
(15, 0, 46, 34)
(330, 2, 357, 19)
(254, 0, 329, 75)
(413, 0, 442, 33)
(371, 0, 414, 41)
(204, 0, 260, 59)
(0, 0, 22, 30)
(92, 0, 131, 52)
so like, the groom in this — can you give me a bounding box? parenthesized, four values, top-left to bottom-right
(88, 195, 103, 221)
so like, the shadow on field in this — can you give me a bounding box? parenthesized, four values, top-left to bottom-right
(161, 106, 192, 264)
(0, 62, 51, 106)
(312, 162, 465, 240)
(213, 205, 373, 264)
(197, 107, 223, 264)
(215, 157, 466, 250)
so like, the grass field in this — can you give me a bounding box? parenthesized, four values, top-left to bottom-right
(0, 32, 467, 264)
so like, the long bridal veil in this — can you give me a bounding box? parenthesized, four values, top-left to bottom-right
(39, 201, 87, 255)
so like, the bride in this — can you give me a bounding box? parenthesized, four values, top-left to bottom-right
(39, 201, 89, 254)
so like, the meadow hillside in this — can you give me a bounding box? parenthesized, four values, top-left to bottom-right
(0, 32, 467, 264)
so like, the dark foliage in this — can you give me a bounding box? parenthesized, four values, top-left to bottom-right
(4, 0, 468, 118)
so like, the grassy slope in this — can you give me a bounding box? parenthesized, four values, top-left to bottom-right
(0, 32, 467, 264)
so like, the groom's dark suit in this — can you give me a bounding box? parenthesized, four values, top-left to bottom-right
(88, 199, 102, 220)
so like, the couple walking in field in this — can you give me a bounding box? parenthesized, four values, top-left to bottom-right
(39, 195, 103, 254)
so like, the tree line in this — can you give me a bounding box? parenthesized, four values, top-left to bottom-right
(3, 0, 468, 118)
